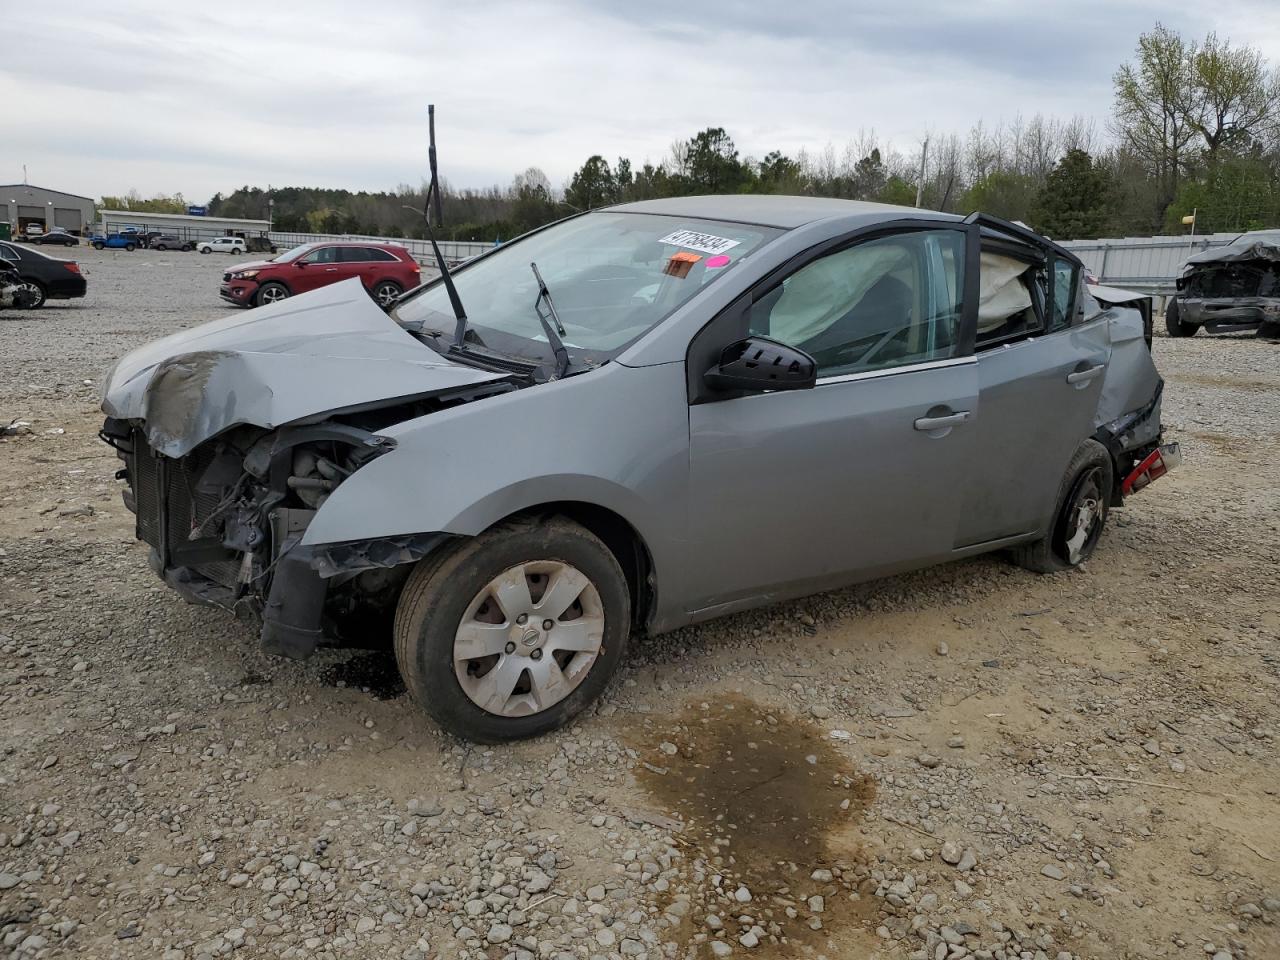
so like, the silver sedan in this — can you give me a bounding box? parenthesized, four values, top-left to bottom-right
(100, 196, 1177, 742)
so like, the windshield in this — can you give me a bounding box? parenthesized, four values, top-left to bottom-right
(275, 243, 319, 262)
(393, 212, 779, 370)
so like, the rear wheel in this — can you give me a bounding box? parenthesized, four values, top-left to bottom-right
(92, 242, 104, 250)
(256, 282, 290, 306)
(1164, 298, 1198, 337)
(17, 280, 46, 309)
(124, 243, 136, 252)
(1009, 439, 1113, 573)
(372, 280, 402, 307)
(394, 516, 630, 742)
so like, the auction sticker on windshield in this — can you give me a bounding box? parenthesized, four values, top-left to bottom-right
(658, 229, 742, 256)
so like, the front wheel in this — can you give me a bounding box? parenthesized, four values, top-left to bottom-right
(372, 280, 402, 307)
(393, 516, 630, 743)
(1009, 439, 1113, 573)
(255, 282, 290, 306)
(124, 243, 136, 251)
(199, 246, 211, 254)
(1164, 299, 1198, 337)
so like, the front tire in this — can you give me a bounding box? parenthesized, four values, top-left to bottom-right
(255, 282, 291, 306)
(393, 516, 630, 743)
(1009, 439, 1113, 573)
(200, 246, 211, 254)
(124, 243, 136, 252)
(1165, 299, 1198, 337)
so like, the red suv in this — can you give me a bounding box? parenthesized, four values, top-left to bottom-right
(220, 241, 421, 308)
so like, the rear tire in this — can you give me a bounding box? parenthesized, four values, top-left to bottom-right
(393, 516, 630, 743)
(1164, 298, 1198, 337)
(92, 242, 104, 250)
(18, 280, 46, 309)
(124, 243, 136, 252)
(1009, 439, 1113, 574)
(372, 280, 402, 307)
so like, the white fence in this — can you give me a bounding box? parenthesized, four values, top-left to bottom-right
(1058, 232, 1245, 294)
(267, 232, 492, 268)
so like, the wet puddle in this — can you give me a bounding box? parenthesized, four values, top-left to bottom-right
(635, 695, 876, 956)
(318, 650, 406, 700)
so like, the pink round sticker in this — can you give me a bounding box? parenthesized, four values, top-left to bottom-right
(705, 254, 731, 269)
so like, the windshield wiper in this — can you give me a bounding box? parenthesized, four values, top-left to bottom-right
(530, 262, 570, 379)
(407, 104, 470, 348)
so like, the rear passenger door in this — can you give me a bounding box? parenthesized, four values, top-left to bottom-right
(954, 242, 1110, 547)
(337, 246, 373, 288)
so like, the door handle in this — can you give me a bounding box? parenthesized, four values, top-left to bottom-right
(914, 411, 971, 431)
(324, 267, 339, 272)
(1066, 364, 1105, 385)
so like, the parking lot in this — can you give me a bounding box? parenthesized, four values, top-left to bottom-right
(1, 247, 1278, 959)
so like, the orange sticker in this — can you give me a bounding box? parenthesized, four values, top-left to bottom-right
(664, 251, 702, 279)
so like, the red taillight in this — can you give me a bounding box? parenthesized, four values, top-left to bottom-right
(1121, 442, 1182, 495)
(64, 262, 81, 274)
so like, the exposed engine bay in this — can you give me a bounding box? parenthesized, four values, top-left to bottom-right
(100, 384, 510, 657)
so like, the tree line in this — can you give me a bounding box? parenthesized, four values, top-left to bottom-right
(109, 22, 1280, 243)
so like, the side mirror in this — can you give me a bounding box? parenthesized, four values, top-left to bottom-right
(295, 260, 307, 267)
(703, 335, 816, 393)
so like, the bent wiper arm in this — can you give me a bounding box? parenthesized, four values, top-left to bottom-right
(530, 261, 570, 379)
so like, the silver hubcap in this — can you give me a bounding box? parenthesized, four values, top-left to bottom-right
(261, 286, 288, 303)
(454, 560, 604, 717)
(19, 282, 39, 303)
(375, 284, 399, 306)
(1065, 497, 1099, 564)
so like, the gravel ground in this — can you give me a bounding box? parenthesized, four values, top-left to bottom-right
(1, 247, 1278, 960)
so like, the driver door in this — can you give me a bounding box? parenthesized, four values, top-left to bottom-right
(685, 224, 980, 614)
(292, 245, 340, 293)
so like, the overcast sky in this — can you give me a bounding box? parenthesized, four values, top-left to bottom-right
(7, 1, 1280, 203)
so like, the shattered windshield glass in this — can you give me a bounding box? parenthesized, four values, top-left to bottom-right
(393, 212, 779, 369)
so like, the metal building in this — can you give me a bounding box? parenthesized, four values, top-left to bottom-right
(2, 184, 96, 237)
(98, 210, 273, 245)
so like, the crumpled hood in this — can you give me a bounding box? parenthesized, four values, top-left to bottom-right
(1183, 238, 1280, 270)
(101, 278, 506, 458)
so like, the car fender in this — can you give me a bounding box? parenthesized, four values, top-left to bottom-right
(301, 361, 693, 620)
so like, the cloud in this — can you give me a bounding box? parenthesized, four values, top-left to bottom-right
(3, 0, 1273, 202)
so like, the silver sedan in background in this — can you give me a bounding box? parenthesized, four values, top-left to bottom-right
(100, 195, 1177, 742)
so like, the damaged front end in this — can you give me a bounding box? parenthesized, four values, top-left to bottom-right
(99, 280, 513, 658)
(1176, 237, 1280, 335)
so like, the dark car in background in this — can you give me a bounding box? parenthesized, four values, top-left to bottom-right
(0, 240, 87, 308)
(31, 228, 79, 247)
(220, 240, 420, 307)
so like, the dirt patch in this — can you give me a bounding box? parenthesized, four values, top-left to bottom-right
(635, 695, 876, 956)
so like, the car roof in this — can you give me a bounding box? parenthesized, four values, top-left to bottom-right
(607, 194, 955, 229)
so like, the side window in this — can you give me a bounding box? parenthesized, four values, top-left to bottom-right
(1049, 257, 1079, 332)
(976, 252, 1045, 349)
(0, 243, 22, 260)
(365, 247, 397, 262)
(749, 229, 964, 377)
(339, 247, 370, 262)
(301, 246, 338, 264)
